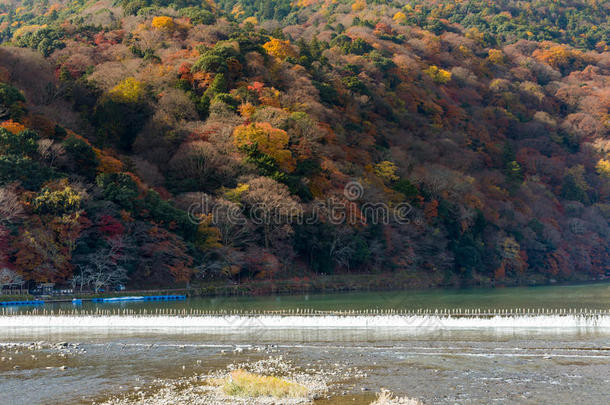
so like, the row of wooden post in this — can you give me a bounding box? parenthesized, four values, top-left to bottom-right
(1, 307, 609, 317)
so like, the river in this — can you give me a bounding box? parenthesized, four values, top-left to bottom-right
(1, 283, 608, 404)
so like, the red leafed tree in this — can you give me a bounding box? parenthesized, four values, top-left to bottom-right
(494, 262, 506, 281)
(135, 226, 194, 286)
(545, 248, 571, 277)
(178, 62, 193, 82)
(98, 215, 125, 239)
(0, 225, 11, 269)
(243, 250, 281, 280)
(424, 199, 439, 221)
(247, 81, 264, 94)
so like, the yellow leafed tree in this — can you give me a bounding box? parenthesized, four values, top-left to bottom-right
(374, 161, 399, 182)
(352, 0, 365, 12)
(233, 122, 295, 172)
(424, 65, 452, 84)
(487, 49, 505, 64)
(238, 102, 256, 118)
(393, 12, 407, 24)
(151, 16, 175, 32)
(243, 16, 258, 25)
(596, 159, 610, 179)
(263, 38, 297, 60)
(109, 77, 145, 103)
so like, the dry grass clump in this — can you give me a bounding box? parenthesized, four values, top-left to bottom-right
(220, 369, 308, 399)
(370, 389, 424, 405)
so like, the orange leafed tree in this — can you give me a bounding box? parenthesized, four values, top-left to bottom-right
(0, 120, 26, 134)
(22, 115, 56, 138)
(94, 148, 123, 174)
(532, 44, 591, 73)
(494, 262, 506, 281)
(14, 214, 88, 282)
(351, 0, 365, 12)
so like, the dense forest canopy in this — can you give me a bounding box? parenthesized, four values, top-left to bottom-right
(0, 0, 608, 290)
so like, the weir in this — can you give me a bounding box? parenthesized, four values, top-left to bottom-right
(0, 308, 609, 334)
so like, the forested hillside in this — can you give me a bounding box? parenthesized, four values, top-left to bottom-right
(0, 0, 608, 290)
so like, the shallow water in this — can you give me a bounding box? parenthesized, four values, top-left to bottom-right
(1, 331, 608, 404)
(1, 283, 609, 404)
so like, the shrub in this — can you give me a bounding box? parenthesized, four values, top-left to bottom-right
(221, 370, 308, 398)
(370, 389, 423, 405)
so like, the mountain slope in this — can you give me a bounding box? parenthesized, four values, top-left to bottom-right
(0, 0, 608, 290)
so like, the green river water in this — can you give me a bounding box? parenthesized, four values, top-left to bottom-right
(21, 281, 610, 313)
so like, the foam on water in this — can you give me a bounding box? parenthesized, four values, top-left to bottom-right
(1, 314, 609, 334)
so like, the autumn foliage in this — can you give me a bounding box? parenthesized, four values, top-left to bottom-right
(109, 77, 145, 103)
(151, 16, 175, 32)
(233, 122, 295, 172)
(0, 120, 26, 134)
(0, 0, 607, 291)
(263, 38, 297, 60)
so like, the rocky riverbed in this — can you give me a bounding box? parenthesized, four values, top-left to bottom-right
(95, 356, 367, 405)
(1, 330, 608, 405)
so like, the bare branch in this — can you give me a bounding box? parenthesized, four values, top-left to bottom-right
(0, 186, 24, 224)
